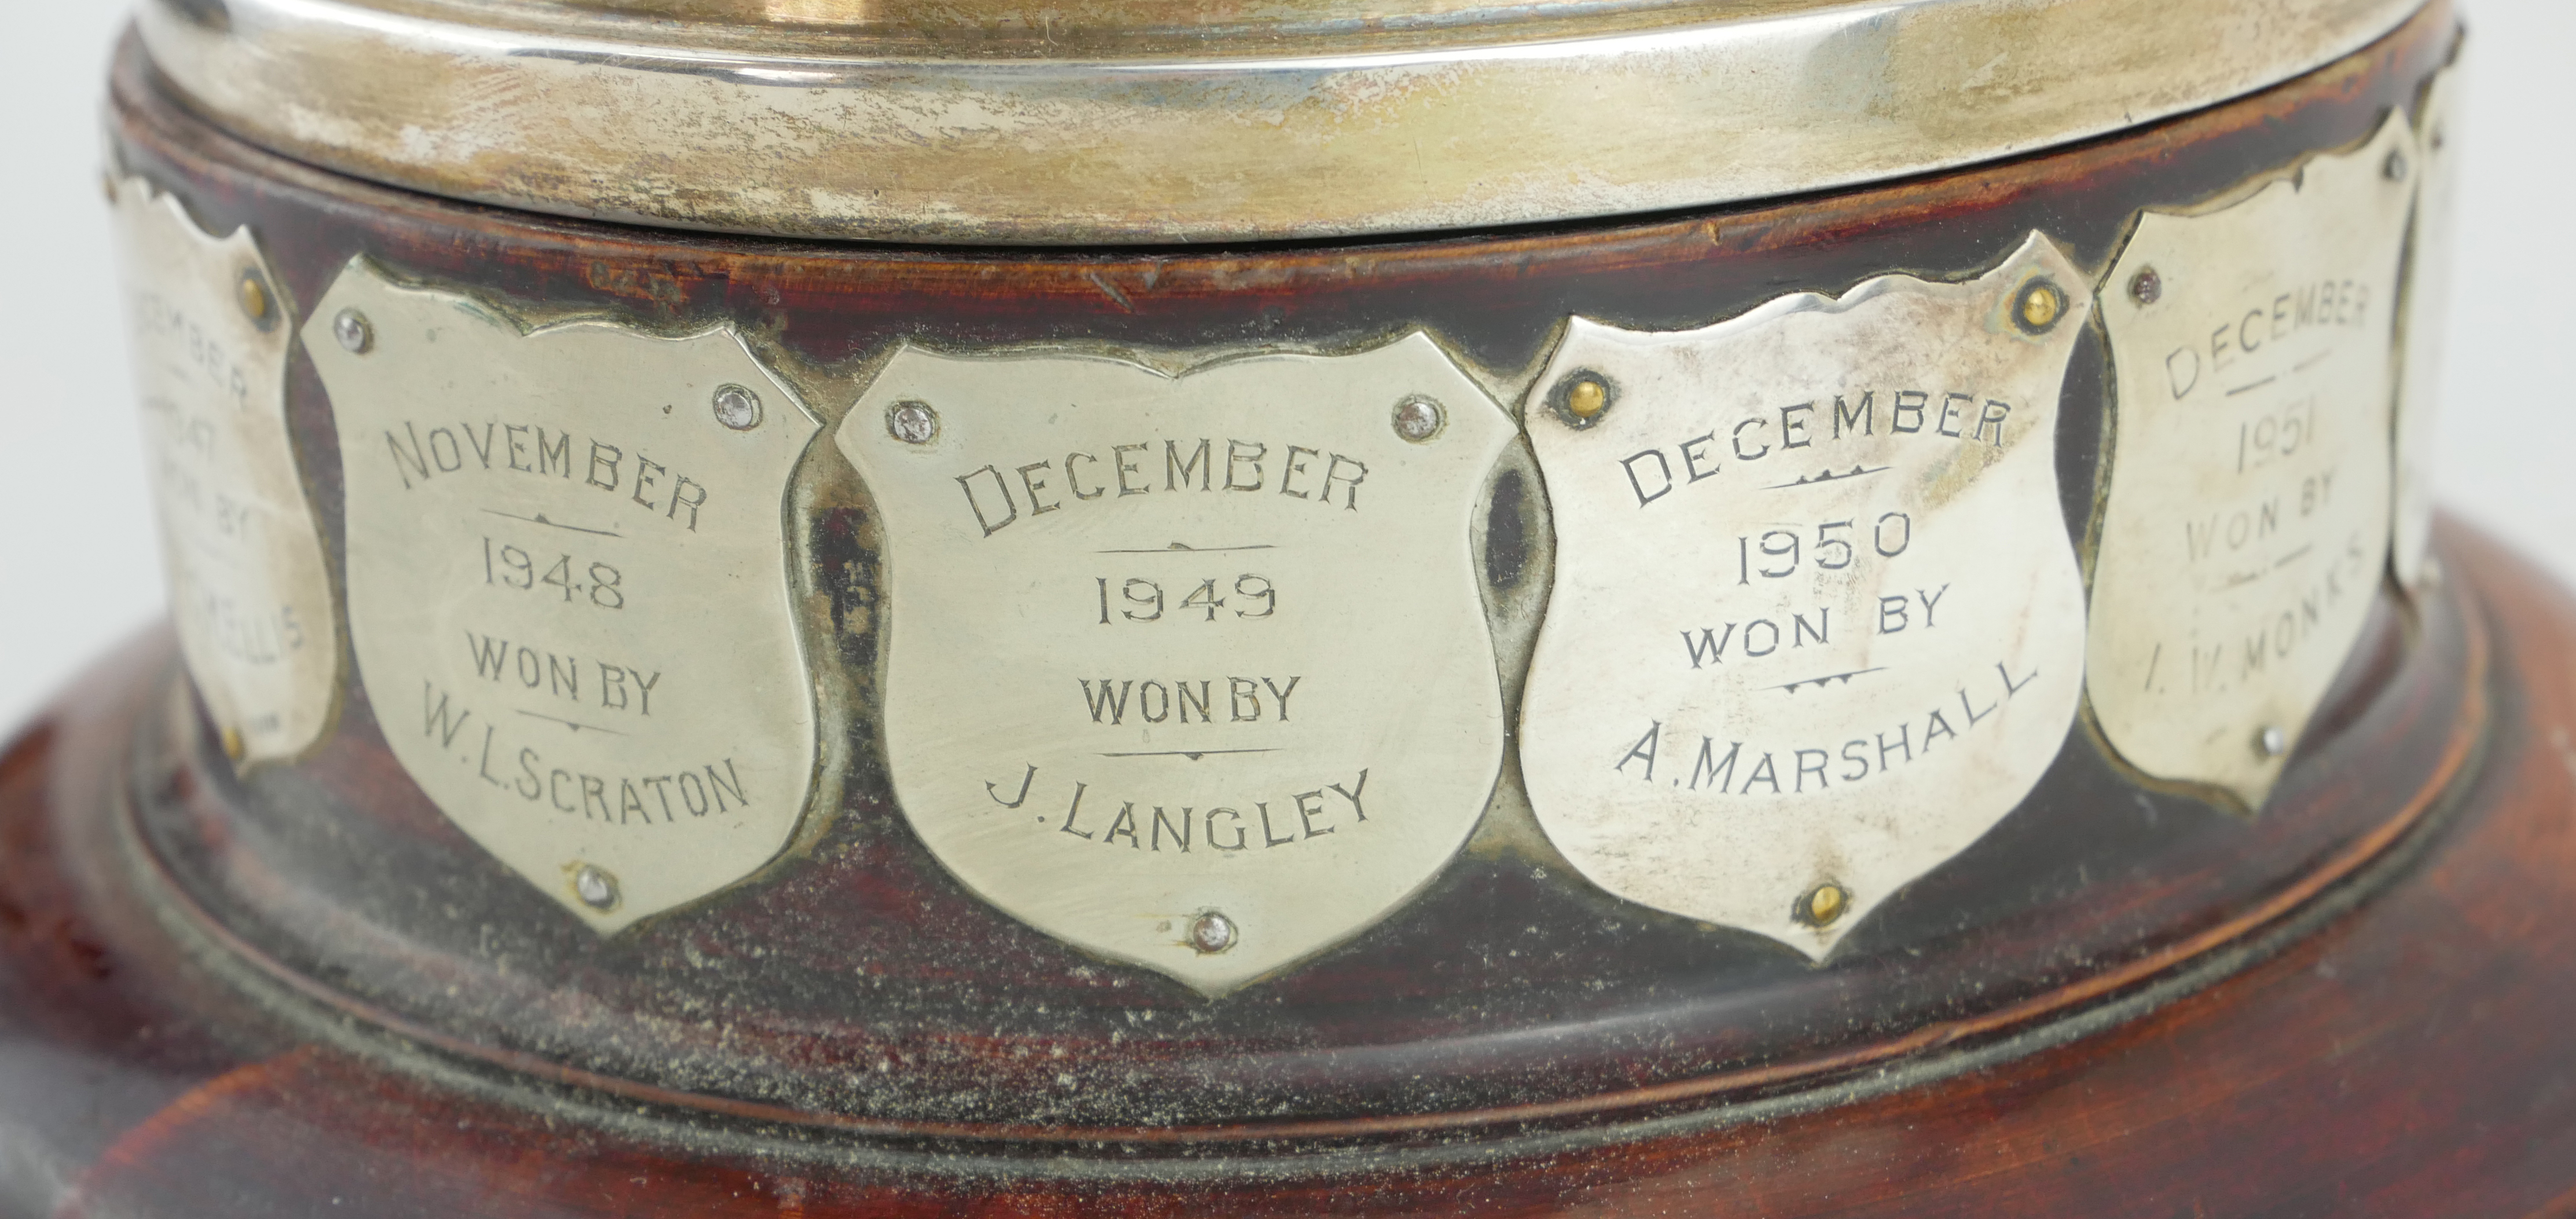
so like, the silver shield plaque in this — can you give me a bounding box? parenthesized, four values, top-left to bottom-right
(837, 336, 1514, 994)
(307, 263, 822, 930)
(2090, 115, 2416, 810)
(2392, 68, 2460, 590)
(1518, 234, 2093, 957)
(113, 178, 342, 767)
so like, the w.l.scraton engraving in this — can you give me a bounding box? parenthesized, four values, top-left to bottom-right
(307, 263, 822, 930)
(2090, 115, 2417, 810)
(838, 336, 1514, 994)
(113, 178, 341, 768)
(1519, 234, 2093, 957)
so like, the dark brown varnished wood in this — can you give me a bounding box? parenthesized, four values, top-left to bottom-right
(12, 5, 2555, 1212)
(90, 0, 2452, 1123)
(2, 518, 2568, 1216)
(45, 0, 2494, 1152)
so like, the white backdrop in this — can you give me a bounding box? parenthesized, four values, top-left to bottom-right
(0, 2, 2568, 726)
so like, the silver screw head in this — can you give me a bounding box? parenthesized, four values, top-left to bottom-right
(2384, 149, 2410, 181)
(712, 384, 763, 430)
(332, 308, 373, 354)
(1188, 910, 1237, 955)
(887, 400, 938, 445)
(2256, 725, 2288, 759)
(2129, 266, 2163, 306)
(1392, 396, 1445, 443)
(573, 863, 620, 910)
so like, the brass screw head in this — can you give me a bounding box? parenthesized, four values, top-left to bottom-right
(2129, 266, 2163, 306)
(2014, 279, 2065, 334)
(1188, 910, 1238, 954)
(220, 726, 245, 762)
(237, 273, 271, 325)
(1799, 881, 1850, 928)
(1560, 374, 1612, 426)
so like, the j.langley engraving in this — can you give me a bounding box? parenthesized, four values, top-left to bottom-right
(1519, 234, 2093, 956)
(307, 263, 822, 929)
(838, 336, 1514, 994)
(112, 178, 340, 767)
(2090, 116, 2416, 810)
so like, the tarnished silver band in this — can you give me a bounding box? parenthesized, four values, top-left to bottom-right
(136, 0, 2425, 245)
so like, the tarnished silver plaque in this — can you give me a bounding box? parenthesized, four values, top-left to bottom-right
(2090, 115, 2416, 810)
(1518, 234, 2093, 957)
(838, 336, 1514, 994)
(2392, 69, 2460, 590)
(112, 178, 340, 767)
(307, 263, 821, 931)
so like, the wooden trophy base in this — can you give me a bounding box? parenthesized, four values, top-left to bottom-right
(2, 519, 2571, 1216)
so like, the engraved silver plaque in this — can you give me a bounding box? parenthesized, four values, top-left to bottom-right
(112, 177, 342, 768)
(2091, 115, 2417, 810)
(1518, 234, 2093, 957)
(2393, 68, 2460, 590)
(838, 336, 1514, 994)
(307, 263, 823, 930)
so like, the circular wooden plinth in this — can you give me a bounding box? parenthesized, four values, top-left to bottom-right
(1, 519, 2568, 1215)
(78, 8, 2479, 1142)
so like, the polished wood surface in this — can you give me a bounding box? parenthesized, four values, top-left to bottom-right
(11, 5, 2555, 1213)
(1, 520, 2568, 1215)
(67, 5, 2479, 1144)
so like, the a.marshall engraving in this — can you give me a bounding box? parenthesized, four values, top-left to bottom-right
(307, 263, 822, 930)
(1519, 235, 2093, 956)
(113, 178, 340, 767)
(2091, 115, 2417, 809)
(839, 336, 1513, 994)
